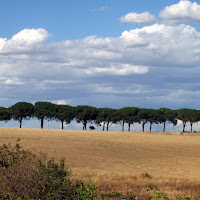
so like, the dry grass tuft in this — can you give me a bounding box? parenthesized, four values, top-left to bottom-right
(78, 174, 200, 199)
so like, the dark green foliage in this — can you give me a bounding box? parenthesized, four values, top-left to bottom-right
(159, 108, 177, 132)
(3, 100, 200, 132)
(96, 108, 119, 131)
(34, 102, 56, 129)
(9, 102, 34, 128)
(55, 105, 74, 129)
(187, 110, 200, 133)
(0, 107, 10, 123)
(75, 106, 98, 130)
(176, 109, 190, 133)
(137, 108, 151, 132)
(120, 107, 139, 131)
(147, 109, 166, 132)
(176, 109, 200, 133)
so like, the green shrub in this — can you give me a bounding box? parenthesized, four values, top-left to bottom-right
(0, 141, 99, 200)
(147, 188, 196, 200)
(75, 182, 100, 200)
(147, 189, 169, 200)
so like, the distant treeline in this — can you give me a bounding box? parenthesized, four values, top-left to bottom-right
(0, 101, 199, 132)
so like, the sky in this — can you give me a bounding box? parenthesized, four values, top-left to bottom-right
(1, 0, 200, 111)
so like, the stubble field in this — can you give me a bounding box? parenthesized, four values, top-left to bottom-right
(0, 128, 200, 199)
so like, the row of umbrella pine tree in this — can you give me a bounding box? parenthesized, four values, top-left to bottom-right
(0, 101, 199, 132)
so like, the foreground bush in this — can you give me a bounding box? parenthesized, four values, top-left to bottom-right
(0, 141, 99, 200)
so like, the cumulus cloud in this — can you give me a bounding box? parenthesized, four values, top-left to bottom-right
(120, 12, 156, 24)
(1, 24, 200, 108)
(11, 28, 50, 45)
(0, 38, 6, 50)
(1, 28, 50, 52)
(160, 0, 200, 24)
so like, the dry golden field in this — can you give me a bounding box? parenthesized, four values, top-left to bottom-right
(0, 128, 200, 199)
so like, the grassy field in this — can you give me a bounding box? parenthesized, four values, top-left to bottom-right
(0, 128, 200, 199)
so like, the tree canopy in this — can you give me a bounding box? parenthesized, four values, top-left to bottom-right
(1, 101, 200, 133)
(120, 107, 139, 131)
(0, 107, 11, 123)
(96, 108, 118, 131)
(137, 108, 150, 132)
(34, 101, 56, 129)
(75, 105, 98, 130)
(177, 108, 200, 133)
(55, 105, 74, 129)
(10, 102, 34, 128)
(159, 108, 177, 132)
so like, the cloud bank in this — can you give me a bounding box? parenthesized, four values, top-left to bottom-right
(1, 1, 200, 109)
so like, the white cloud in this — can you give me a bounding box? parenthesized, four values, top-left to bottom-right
(120, 12, 156, 24)
(1, 28, 50, 52)
(160, 0, 200, 24)
(121, 31, 149, 47)
(11, 28, 50, 45)
(0, 25, 199, 74)
(85, 64, 149, 75)
(0, 38, 6, 50)
(1, 25, 200, 108)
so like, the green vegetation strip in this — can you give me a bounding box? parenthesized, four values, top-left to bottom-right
(1, 101, 200, 132)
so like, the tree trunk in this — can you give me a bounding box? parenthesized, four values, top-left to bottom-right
(190, 122, 193, 133)
(163, 122, 166, 132)
(103, 122, 105, 131)
(142, 122, 145, 132)
(41, 118, 44, 129)
(83, 122, 87, 130)
(19, 119, 22, 128)
(128, 123, 131, 132)
(122, 121, 124, 131)
(106, 122, 109, 131)
(183, 122, 186, 133)
(150, 123, 152, 132)
(61, 120, 64, 130)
